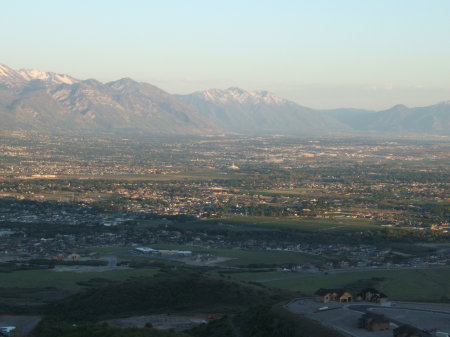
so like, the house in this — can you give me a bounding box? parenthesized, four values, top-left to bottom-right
(356, 288, 389, 303)
(393, 325, 425, 337)
(339, 291, 353, 302)
(314, 288, 353, 303)
(67, 253, 81, 261)
(0, 326, 16, 336)
(315, 288, 338, 302)
(358, 313, 390, 331)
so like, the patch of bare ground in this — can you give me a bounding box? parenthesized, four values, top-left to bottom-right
(103, 314, 210, 331)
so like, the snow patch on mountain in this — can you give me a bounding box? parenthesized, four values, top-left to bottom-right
(0, 64, 80, 87)
(197, 87, 288, 105)
(0, 64, 27, 86)
(19, 68, 80, 84)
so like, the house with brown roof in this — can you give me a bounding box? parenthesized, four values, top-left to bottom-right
(356, 288, 388, 303)
(314, 288, 353, 303)
(358, 313, 390, 331)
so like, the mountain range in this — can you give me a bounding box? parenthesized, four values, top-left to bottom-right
(176, 87, 346, 135)
(1, 64, 449, 136)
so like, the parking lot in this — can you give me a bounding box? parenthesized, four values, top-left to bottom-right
(370, 307, 450, 332)
(287, 299, 450, 337)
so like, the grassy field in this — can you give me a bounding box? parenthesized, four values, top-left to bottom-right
(227, 270, 303, 282)
(0, 267, 159, 290)
(242, 268, 450, 302)
(218, 249, 327, 266)
(202, 216, 377, 232)
(131, 243, 328, 266)
(257, 188, 317, 196)
(90, 244, 328, 266)
(27, 168, 244, 182)
(144, 216, 377, 234)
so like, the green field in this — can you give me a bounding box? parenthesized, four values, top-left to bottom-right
(257, 188, 317, 196)
(219, 249, 327, 266)
(228, 270, 308, 282)
(124, 243, 328, 266)
(232, 268, 450, 302)
(45, 168, 243, 181)
(135, 213, 378, 234)
(0, 267, 159, 290)
(203, 216, 377, 232)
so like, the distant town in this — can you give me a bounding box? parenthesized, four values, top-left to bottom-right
(0, 132, 449, 337)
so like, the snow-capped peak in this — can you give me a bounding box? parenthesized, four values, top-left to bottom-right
(18, 68, 80, 84)
(198, 87, 287, 105)
(0, 64, 27, 86)
(0, 64, 80, 87)
(0, 64, 15, 77)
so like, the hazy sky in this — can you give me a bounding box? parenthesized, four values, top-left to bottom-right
(2, 0, 450, 109)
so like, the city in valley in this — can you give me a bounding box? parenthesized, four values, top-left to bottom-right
(0, 131, 449, 337)
(3, 2, 450, 336)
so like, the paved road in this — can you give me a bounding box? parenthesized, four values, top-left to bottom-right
(348, 304, 450, 317)
(249, 265, 450, 283)
(286, 299, 450, 337)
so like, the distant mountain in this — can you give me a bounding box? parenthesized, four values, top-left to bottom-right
(1, 63, 449, 136)
(0, 64, 217, 135)
(177, 87, 347, 135)
(322, 108, 374, 125)
(326, 103, 450, 135)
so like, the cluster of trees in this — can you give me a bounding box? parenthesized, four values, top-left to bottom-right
(33, 304, 345, 337)
(46, 272, 289, 322)
(31, 273, 314, 337)
(190, 305, 344, 337)
(32, 317, 190, 337)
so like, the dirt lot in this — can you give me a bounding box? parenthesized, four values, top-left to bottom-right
(52, 265, 129, 273)
(104, 314, 209, 331)
(0, 315, 42, 336)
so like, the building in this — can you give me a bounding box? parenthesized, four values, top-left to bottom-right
(67, 253, 81, 261)
(358, 313, 390, 331)
(356, 288, 389, 303)
(314, 288, 353, 303)
(134, 247, 192, 256)
(0, 326, 16, 336)
(228, 162, 239, 170)
(393, 325, 425, 337)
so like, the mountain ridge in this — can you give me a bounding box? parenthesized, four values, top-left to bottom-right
(324, 101, 450, 135)
(1, 63, 449, 136)
(176, 87, 347, 135)
(0, 65, 217, 135)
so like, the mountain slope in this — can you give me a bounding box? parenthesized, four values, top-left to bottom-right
(1, 63, 449, 136)
(0, 64, 27, 87)
(177, 87, 347, 135)
(105, 78, 216, 132)
(0, 64, 218, 135)
(329, 103, 450, 135)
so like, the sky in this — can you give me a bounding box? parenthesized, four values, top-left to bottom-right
(1, 0, 450, 110)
